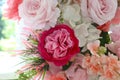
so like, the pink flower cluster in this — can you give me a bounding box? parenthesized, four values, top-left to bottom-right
(3, 0, 120, 80)
(82, 54, 120, 80)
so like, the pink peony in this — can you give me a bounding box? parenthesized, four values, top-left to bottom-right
(4, 0, 23, 20)
(18, 0, 60, 29)
(110, 25, 120, 42)
(81, 0, 117, 25)
(106, 41, 120, 58)
(38, 24, 80, 66)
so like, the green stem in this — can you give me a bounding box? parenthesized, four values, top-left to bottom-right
(41, 69, 46, 80)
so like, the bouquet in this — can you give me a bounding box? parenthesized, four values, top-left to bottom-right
(3, 0, 120, 80)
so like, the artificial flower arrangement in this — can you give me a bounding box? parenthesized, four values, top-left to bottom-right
(3, 0, 120, 80)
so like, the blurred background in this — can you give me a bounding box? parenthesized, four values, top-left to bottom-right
(0, 0, 16, 53)
(0, 1, 22, 79)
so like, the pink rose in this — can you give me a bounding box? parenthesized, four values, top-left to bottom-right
(4, 0, 23, 20)
(18, 0, 60, 29)
(97, 21, 111, 32)
(111, 7, 120, 24)
(97, 7, 120, 32)
(38, 24, 80, 66)
(81, 0, 117, 25)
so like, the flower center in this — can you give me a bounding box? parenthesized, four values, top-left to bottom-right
(45, 29, 73, 58)
(27, 0, 40, 15)
(99, 0, 107, 12)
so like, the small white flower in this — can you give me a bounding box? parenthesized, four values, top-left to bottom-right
(74, 23, 101, 47)
(61, 4, 81, 28)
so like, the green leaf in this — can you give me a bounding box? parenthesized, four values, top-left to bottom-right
(18, 70, 37, 80)
(99, 31, 110, 46)
(41, 64, 49, 80)
(22, 57, 45, 65)
(41, 69, 46, 80)
(43, 64, 49, 71)
(62, 62, 72, 70)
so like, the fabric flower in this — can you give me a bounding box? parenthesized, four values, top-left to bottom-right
(3, 0, 23, 20)
(81, 0, 117, 25)
(18, 0, 60, 30)
(38, 24, 80, 66)
(65, 54, 88, 80)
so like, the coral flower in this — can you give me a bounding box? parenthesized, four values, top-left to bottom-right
(4, 0, 22, 20)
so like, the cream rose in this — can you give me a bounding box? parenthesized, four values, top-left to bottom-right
(81, 0, 117, 25)
(18, 0, 60, 29)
